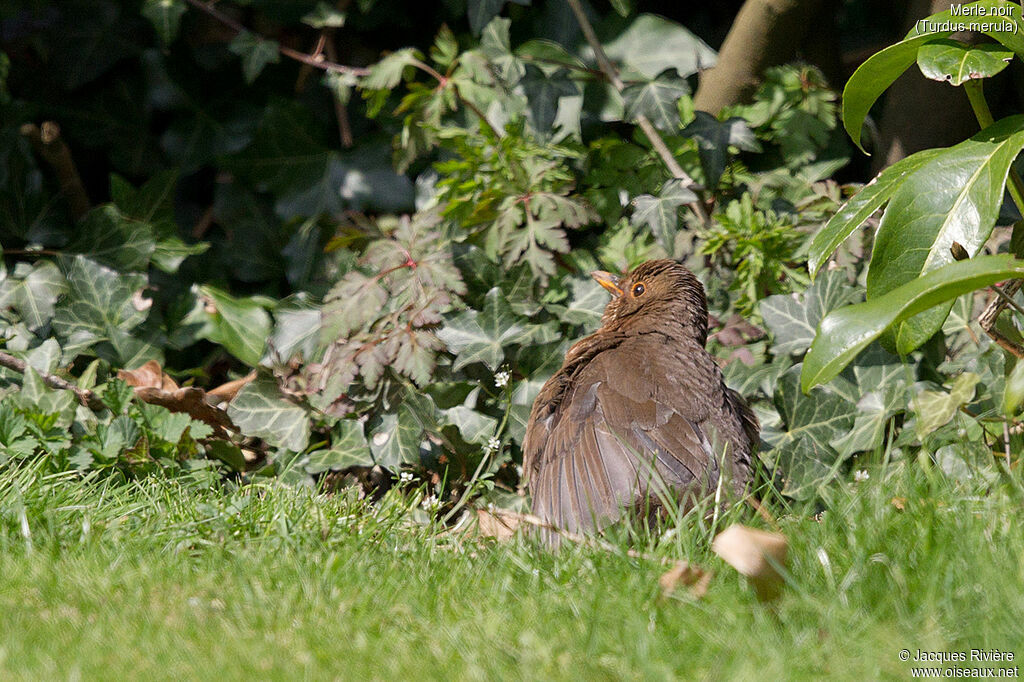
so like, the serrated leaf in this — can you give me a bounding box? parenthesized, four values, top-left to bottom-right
(760, 270, 859, 356)
(141, 0, 186, 47)
(866, 116, 1024, 353)
(622, 69, 690, 131)
(199, 285, 272, 367)
(437, 287, 534, 371)
(802, 254, 1024, 391)
(681, 111, 761, 188)
(228, 31, 280, 83)
(302, 1, 346, 28)
(227, 375, 310, 452)
(362, 48, 421, 90)
(481, 17, 525, 85)
(918, 39, 1012, 86)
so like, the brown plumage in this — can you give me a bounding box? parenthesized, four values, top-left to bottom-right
(522, 259, 758, 540)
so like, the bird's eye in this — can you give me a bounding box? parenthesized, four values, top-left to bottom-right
(632, 283, 645, 297)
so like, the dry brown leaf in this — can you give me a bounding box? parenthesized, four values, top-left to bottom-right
(207, 371, 257, 404)
(118, 360, 179, 391)
(890, 496, 907, 511)
(658, 560, 712, 600)
(134, 386, 236, 435)
(712, 524, 788, 601)
(475, 508, 520, 541)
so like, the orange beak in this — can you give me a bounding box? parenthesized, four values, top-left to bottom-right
(591, 270, 623, 297)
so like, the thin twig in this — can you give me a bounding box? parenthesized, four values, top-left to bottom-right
(563, 0, 710, 227)
(979, 280, 1024, 358)
(0, 351, 104, 411)
(184, 0, 369, 76)
(19, 122, 90, 221)
(323, 31, 355, 148)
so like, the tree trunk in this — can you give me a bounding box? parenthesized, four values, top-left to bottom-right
(693, 0, 824, 114)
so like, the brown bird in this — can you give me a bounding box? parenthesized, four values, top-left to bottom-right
(522, 259, 758, 540)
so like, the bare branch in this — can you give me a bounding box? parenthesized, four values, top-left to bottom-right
(563, 0, 710, 226)
(0, 351, 104, 411)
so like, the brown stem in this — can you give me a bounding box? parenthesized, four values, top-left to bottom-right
(184, 0, 369, 76)
(563, 0, 710, 227)
(0, 351, 104, 411)
(324, 31, 355, 148)
(978, 280, 1024, 358)
(19, 122, 91, 221)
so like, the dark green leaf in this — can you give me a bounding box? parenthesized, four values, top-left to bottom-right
(436, 287, 534, 371)
(522, 66, 578, 133)
(622, 69, 690, 132)
(681, 111, 761, 187)
(807, 148, 945, 279)
(141, 0, 186, 47)
(630, 180, 697, 251)
(199, 285, 272, 367)
(68, 205, 156, 272)
(228, 31, 280, 83)
(866, 116, 1024, 352)
(599, 14, 716, 80)
(227, 375, 310, 452)
(917, 39, 1012, 86)
(302, 2, 346, 28)
(841, 32, 947, 153)
(802, 254, 1024, 391)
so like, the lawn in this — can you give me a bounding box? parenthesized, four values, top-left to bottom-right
(0, 460, 1021, 680)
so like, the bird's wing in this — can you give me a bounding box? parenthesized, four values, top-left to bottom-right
(527, 347, 721, 535)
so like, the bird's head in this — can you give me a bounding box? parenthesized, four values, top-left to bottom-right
(591, 259, 708, 345)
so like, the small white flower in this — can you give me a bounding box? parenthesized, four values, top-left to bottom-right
(485, 436, 501, 454)
(421, 495, 439, 511)
(854, 469, 870, 483)
(494, 370, 510, 388)
(399, 471, 414, 483)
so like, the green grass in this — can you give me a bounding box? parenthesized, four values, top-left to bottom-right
(0, 460, 1022, 681)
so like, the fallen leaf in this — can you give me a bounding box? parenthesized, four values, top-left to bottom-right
(712, 524, 788, 601)
(134, 386, 236, 435)
(207, 371, 257, 404)
(658, 560, 711, 600)
(890, 496, 907, 511)
(118, 360, 178, 391)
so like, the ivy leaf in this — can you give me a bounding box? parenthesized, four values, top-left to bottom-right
(141, 0, 186, 47)
(437, 287, 534, 371)
(522, 65, 578, 133)
(546, 276, 609, 331)
(760, 269, 859, 356)
(442, 404, 496, 445)
(762, 366, 856, 499)
(681, 111, 761, 188)
(110, 169, 178, 237)
(481, 17, 524, 83)
(369, 394, 437, 468)
(302, 2, 346, 29)
(67, 205, 156, 271)
(913, 372, 979, 438)
(227, 375, 310, 452)
(52, 256, 156, 366)
(622, 69, 690, 132)
(599, 14, 716, 80)
(198, 285, 272, 367)
(468, 0, 508, 36)
(228, 31, 280, 83)
(151, 237, 209, 274)
(630, 180, 697, 251)
(0, 261, 67, 331)
(362, 48, 422, 90)
(306, 421, 373, 473)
